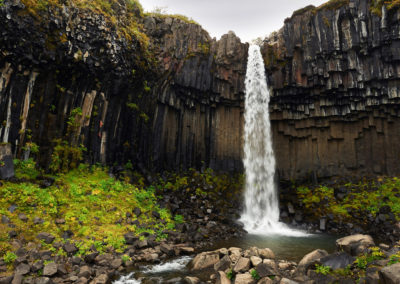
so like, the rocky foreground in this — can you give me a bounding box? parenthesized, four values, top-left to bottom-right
(186, 234, 400, 284)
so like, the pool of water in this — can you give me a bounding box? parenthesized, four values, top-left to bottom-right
(113, 233, 339, 284)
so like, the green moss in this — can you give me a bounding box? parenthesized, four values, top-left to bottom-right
(292, 5, 316, 17)
(144, 11, 199, 25)
(0, 164, 176, 258)
(370, 0, 400, 16)
(314, 0, 349, 12)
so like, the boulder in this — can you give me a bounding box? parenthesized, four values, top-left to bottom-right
(214, 255, 231, 272)
(78, 266, 92, 279)
(280, 278, 299, 284)
(0, 276, 13, 284)
(250, 256, 262, 267)
(258, 278, 273, 284)
(15, 263, 30, 275)
(233, 257, 250, 273)
(258, 248, 275, 259)
(234, 273, 255, 284)
(297, 249, 328, 273)
(43, 262, 58, 277)
(183, 276, 200, 284)
(89, 274, 108, 284)
(335, 234, 374, 256)
(34, 278, 52, 284)
(36, 233, 55, 244)
(256, 261, 277, 277)
(379, 263, 400, 284)
(215, 271, 231, 284)
(190, 252, 219, 271)
(319, 252, 355, 270)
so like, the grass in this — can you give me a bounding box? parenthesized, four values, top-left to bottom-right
(0, 164, 177, 263)
(296, 177, 400, 223)
(19, 0, 149, 48)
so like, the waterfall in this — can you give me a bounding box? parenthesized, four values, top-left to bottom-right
(240, 45, 307, 237)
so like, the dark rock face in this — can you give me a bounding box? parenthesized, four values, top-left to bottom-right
(0, 1, 247, 173)
(0, 144, 14, 179)
(262, 0, 400, 180)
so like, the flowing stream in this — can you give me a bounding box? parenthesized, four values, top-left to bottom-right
(240, 45, 306, 236)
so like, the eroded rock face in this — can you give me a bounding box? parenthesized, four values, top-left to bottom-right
(262, 0, 400, 180)
(0, 1, 247, 173)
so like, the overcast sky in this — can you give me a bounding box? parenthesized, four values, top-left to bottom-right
(141, 0, 328, 42)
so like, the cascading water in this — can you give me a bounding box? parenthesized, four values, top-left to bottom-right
(240, 45, 307, 237)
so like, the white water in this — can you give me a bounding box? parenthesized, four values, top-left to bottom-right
(112, 256, 192, 284)
(240, 45, 307, 237)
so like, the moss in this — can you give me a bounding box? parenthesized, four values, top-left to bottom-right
(0, 165, 177, 258)
(292, 5, 316, 17)
(314, 0, 350, 12)
(20, 0, 149, 48)
(370, 0, 400, 16)
(144, 11, 199, 25)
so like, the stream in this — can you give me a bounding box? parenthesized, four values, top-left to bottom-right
(113, 233, 339, 284)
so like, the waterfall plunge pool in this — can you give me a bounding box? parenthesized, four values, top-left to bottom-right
(113, 233, 339, 284)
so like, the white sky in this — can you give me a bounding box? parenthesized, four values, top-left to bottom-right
(140, 0, 328, 42)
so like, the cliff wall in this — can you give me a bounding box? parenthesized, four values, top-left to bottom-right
(0, 0, 247, 173)
(263, 0, 400, 180)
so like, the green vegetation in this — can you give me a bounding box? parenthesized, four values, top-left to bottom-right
(315, 264, 331, 275)
(3, 252, 16, 265)
(20, 0, 149, 48)
(226, 269, 235, 280)
(295, 177, 400, 223)
(144, 9, 199, 25)
(388, 252, 400, 265)
(49, 139, 86, 173)
(290, 0, 350, 19)
(370, 0, 400, 16)
(0, 0, 4, 7)
(0, 164, 177, 261)
(250, 269, 261, 280)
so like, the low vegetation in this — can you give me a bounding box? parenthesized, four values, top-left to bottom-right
(370, 0, 400, 16)
(295, 177, 400, 224)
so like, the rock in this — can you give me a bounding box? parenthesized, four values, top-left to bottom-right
(191, 252, 219, 271)
(234, 273, 254, 284)
(287, 203, 295, 214)
(336, 234, 374, 256)
(280, 278, 299, 284)
(78, 266, 92, 279)
(183, 276, 200, 284)
(0, 276, 13, 284)
(34, 278, 52, 284)
(179, 247, 195, 254)
(160, 243, 174, 256)
(258, 248, 275, 259)
(379, 263, 400, 284)
(319, 252, 355, 270)
(37, 233, 55, 244)
(258, 278, 273, 284)
(43, 262, 58, 276)
(144, 253, 159, 262)
(297, 249, 328, 273)
(18, 214, 28, 222)
(55, 219, 65, 225)
(11, 274, 22, 284)
(110, 258, 122, 269)
(319, 218, 327, 231)
(135, 240, 148, 249)
(256, 260, 277, 277)
(89, 274, 108, 284)
(33, 217, 44, 225)
(1, 215, 10, 224)
(214, 255, 231, 272)
(133, 207, 141, 217)
(233, 257, 250, 273)
(95, 254, 113, 266)
(152, 211, 161, 219)
(63, 243, 78, 254)
(123, 232, 138, 245)
(250, 256, 262, 267)
(15, 263, 30, 275)
(215, 271, 231, 284)
(31, 261, 44, 273)
(0, 144, 14, 179)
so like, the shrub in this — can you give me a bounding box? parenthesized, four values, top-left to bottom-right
(250, 269, 261, 280)
(3, 252, 17, 265)
(49, 139, 85, 173)
(14, 158, 40, 180)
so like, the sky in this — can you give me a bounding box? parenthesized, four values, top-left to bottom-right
(140, 0, 328, 42)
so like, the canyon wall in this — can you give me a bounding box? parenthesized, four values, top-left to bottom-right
(0, 0, 247, 173)
(263, 0, 400, 180)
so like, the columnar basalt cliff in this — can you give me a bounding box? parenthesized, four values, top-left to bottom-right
(0, 0, 247, 173)
(262, 0, 400, 180)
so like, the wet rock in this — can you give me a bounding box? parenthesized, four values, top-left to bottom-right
(11, 274, 22, 284)
(297, 249, 328, 273)
(37, 233, 55, 244)
(143, 253, 159, 262)
(379, 263, 400, 284)
(319, 252, 355, 270)
(190, 252, 219, 271)
(160, 243, 174, 256)
(233, 257, 250, 273)
(43, 262, 58, 276)
(336, 234, 374, 256)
